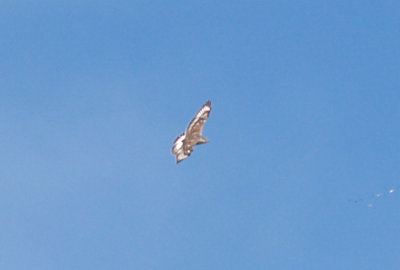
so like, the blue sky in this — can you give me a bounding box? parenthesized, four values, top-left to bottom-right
(1, 1, 400, 269)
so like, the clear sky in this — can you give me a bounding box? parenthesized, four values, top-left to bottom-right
(1, 1, 400, 269)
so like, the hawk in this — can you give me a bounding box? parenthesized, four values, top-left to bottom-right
(172, 100, 212, 163)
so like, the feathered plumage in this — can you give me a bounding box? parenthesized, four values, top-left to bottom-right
(171, 101, 212, 163)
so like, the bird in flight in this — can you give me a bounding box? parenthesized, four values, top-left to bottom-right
(171, 100, 212, 163)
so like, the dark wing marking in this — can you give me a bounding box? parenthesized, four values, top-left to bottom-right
(186, 100, 211, 135)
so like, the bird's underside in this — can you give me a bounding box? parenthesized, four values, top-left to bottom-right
(171, 101, 211, 163)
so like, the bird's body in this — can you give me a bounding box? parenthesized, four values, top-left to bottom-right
(171, 101, 212, 163)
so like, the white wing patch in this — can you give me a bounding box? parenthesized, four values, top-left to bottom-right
(171, 133, 188, 163)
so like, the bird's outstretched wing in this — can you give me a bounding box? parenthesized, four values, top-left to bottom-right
(186, 100, 211, 135)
